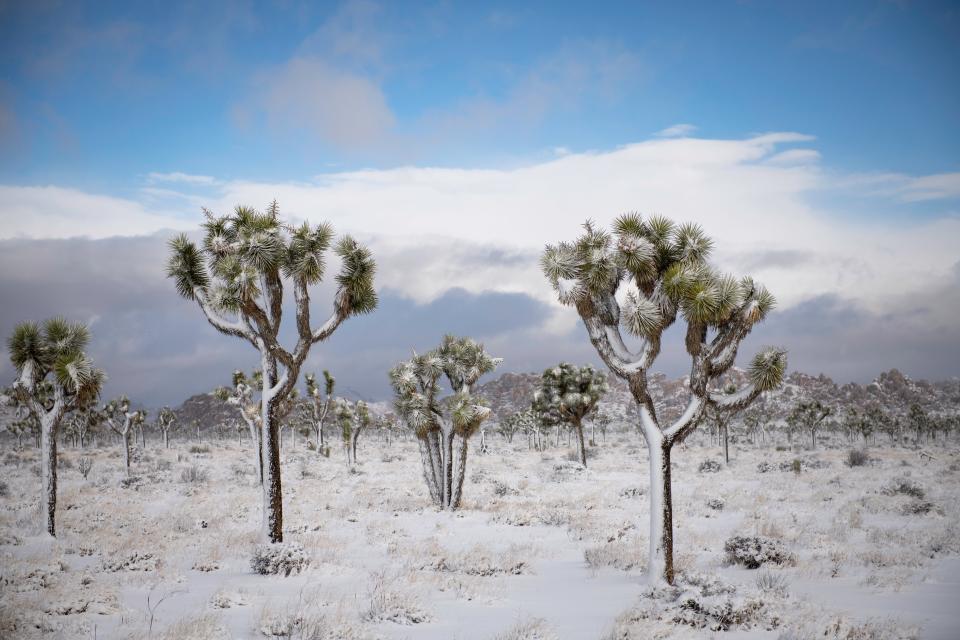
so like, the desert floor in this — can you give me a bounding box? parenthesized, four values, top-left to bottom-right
(1, 431, 958, 639)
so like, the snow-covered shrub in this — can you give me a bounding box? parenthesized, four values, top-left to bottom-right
(160, 613, 230, 640)
(706, 498, 725, 511)
(77, 457, 93, 479)
(619, 486, 645, 499)
(846, 449, 869, 467)
(361, 571, 430, 624)
(724, 536, 794, 569)
(250, 542, 310, 576)
(755, 568, 789, 596)
(492, 617, 557, 640)
(0, 480, 8, 497)
(757, 461, 774, 473)
(698, 459, 722, 473)
(881, 476, 924, 499)
(901, 499, 938, 516)
(180, 464, 209, 484)
(491, 480, 514, 497)
(584, 538, 645, 571)
(188, 444, 210, 454)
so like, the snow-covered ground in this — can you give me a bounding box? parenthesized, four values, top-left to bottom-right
(1, 433, 958, 639)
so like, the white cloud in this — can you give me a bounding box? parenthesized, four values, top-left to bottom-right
(2, 133, 958, 330)
(656, 123, 697, 138)
(146, 172, 218, 185)
(838, 171, 960, 202)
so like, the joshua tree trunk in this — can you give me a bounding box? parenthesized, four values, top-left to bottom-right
(350, 429, 361, 464)
(260, 386, 283, 543)
(574, 417, 587, 467)
(40, 412, 62, 537)
(723, 423, 730, 464)
(646, 436, 675, 586)
(417, 437, 441, 503)
(451, 434, 469, 509)
(441, 427, 454, 508)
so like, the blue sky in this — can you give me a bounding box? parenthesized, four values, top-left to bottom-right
(1, 1, 959, 403)
(1, 1, 957, 188)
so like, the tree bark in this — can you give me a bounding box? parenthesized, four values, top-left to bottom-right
(260, 356, 284, 543)
(723, 423, 729, 464)
(417, 437, 441, 503)
(574, 418, 587, 467)
(451, 434, 469, 509)
(40, 415, 59, 536)
(646, 437, 675, 585)
(441, 428, 454, 508)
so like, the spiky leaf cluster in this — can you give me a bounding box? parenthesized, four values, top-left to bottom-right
(390, 336, 500, 438)
(532, 363, 608, 426)
(334, 398, 371, 441)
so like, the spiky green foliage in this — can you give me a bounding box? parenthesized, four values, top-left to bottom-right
(748, 348, 788, 392)
(532, 363, 608, 426)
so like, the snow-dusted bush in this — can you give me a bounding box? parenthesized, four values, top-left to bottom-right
(881, 476, 924, 499)
(250, 542, 311, 576)
(492, 617, 557, 640)
(160, 613, 230, 640)
(620, 486, 645, 499)
(755, 568, 789, 596)
(846, 449, 869, 467)
(362, 571, 430, 625)
(584, 538, 645, 571)
(77, 456, 93, 479)
(724, 535, 794, 569)
(706, 498, 725, 511)
(180, 464, 209, 484)
(901, 499, 938, 516)
(698, 459, 722, 473)
(757, 461, 775, 473)
(0, 480, 7, 497)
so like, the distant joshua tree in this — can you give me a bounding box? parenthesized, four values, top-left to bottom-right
(786, 400, 832, 449)
(532, 363, 608, 466)
(333, 397, 371, 468)
(156, 406, 177, 448)
(390, 335, 500, 510)
(7, 318, 105, 536)
(542, 215, 786, 585)
(104, 396, 145, 475)
(167, 202, 376, 542)
(305, 370, 335, 453)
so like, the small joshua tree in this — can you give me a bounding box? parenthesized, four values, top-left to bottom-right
(305, 370, 335, 453)
(104, 396, 145, 475)
(167, 202, 376, 542)
(7, 318, 105, 536)
(591, 409, 612, 444)
(390, 335, 500, 510)
(542, 215, 786, 585)
(156, 406, 177, 449)
(213, 370, 263, 480)
(786, 400, 832, 450)
(333, 397, 371, 467)
(532, 363, 608, 466)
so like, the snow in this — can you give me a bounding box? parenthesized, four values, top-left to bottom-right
(0, 431, 958, 638)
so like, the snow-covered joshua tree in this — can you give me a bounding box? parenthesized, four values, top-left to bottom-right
(542, 216, 786, 585)
(786, 400, 832, 450)
(156, 407, 177, 449)
(104, 396, 145, 475)
(333, 397, 371, 468)
(390, 335, 500, 510)
(167, 202, 376, 543)
(213, 370, 263, 480)
(532, 363, 608, 466)
(7, 318, 105, 536)
(305, 370, 335, 453)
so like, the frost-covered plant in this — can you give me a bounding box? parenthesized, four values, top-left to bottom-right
(503, 408, 543, 450)
(724, 535, 794, 569)
(103, 396, 145, 476)
(333, 397, 371, 468)
(542, 216, 786, 584)
(168, 202, 376, 542)
(532, 363, 607, 466)
(880, 476, 925, 499)
(390, 335, 501, 510)
(77, 456, 94, 480)
(7, 317, 105, 536)
(304, 370, 335, 453)
(786, 399, 832, 449)
(698, 459, 722, 473)
(213, 370, 263, 480)
(180, 464, 209, 484)
(156, 406, 178, 449)
(846, 448, 869, 467)
(755, 568, 789, 596)
(250, 541, 311, 576)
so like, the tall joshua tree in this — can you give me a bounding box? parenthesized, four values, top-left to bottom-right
(7, 318, 105, 536)
(390, 335, 500, 510)
(305, 370, 335, 453)
(167, 202, 376, 542)
(532, 363, 608, 466)
(542, 216, 786, 585)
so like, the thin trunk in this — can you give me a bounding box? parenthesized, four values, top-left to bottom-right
(417, 437, 441, 503)
(441, 429, 454, 508)
(163, 431, 169, 449)
(40, 416, 58, 536)
(646, 438, 675, 586)
(451, 434, 469, 509)
(575, 418, 587, 467)
(723, 423, 729, 464)
(427, 429, 443, 504)
(123, 428, 131, 475)
(260, 397, 283, 543)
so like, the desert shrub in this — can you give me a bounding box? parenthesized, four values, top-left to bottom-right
(754, 568, 789, 596)
(160, 613, 230, 640)
(756, 461, 774, 473)
(251, 542, 310, 576)
(706, 498, 725, 511)
(901, 500, 938, 516)
(77, 457, 94, 479)
(724, 536, 794, 569)
(119, 475, 143, 489)
(775, 445, 787, 451)
(154, 459, 173, 472)
(230, 462, 252, 479)
(492, 617, 557, 640)
(846, 449, 869, 467)
(180, 464, 209, 484)
(491, 480, 514, 497)
(881, 476, 925, 499)
(619, 486, 644, 499)
(189, 444, 210, 454)
(0, 480, 8, 497)
(584, 538, 645, 571)
(361, 571, 429, 625)
(698, 459, 722, 473)
(58, 455, 74, 469)
(790, 459, 802, 475)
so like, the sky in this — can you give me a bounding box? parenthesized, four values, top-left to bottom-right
(0, 0, 958, 406)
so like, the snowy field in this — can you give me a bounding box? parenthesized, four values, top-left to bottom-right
(1, 433, 958, 639)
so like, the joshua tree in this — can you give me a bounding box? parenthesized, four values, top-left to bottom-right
(786, 400, 832, 449)
(156, 407, 177, 448)
(167, 202, 376, 542)
(390, 335, 500, 510)
(333, 397, 371, 467)
(532, 363, 608, 466)
(591, 409, 612, 444)
(104, 396, 145, 474)
(214, 370, 262, 476)
(7, 318, 105, 536)
(305, 370, 335, 453)
(542, 216, 786, 585)
(908, 403, 929, 445)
